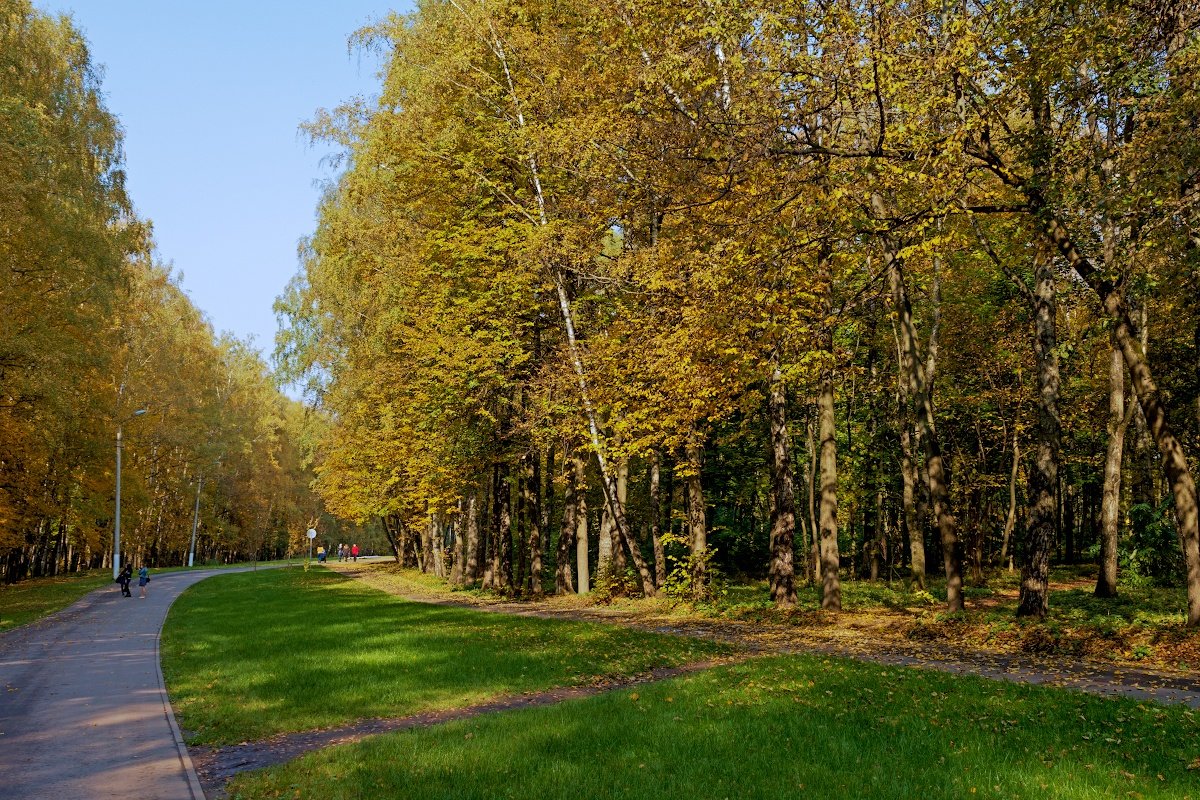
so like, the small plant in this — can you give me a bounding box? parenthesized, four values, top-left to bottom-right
(911, 589, 938, 606)
(658, 531, 725, 603)
(1123, 502, 1185, 586)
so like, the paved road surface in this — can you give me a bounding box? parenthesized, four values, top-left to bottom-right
(0, 567, 280, 800)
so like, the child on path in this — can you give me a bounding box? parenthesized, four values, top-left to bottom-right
(138, 566, 150, 599)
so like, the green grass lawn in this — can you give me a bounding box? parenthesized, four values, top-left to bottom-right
(227, 653, 1200, 800)
(0, 571, 112, 632)
(161, 568, 729, 745)
(0, 559, 301, 634)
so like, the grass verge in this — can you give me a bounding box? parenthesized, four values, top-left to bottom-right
(0, 571, 111, 632)
(161, 568, 729, 745)
(227, 653, 1200, 800)
(0, 559, 301, 634)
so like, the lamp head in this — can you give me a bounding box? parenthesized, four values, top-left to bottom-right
(133, 408, 148, 417)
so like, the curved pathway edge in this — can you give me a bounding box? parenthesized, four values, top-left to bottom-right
(0, 565, 286, 800)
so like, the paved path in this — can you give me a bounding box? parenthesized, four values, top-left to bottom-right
(0, 567, 278, 800)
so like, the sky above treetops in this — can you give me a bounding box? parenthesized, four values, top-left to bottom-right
(33, 0, 406, 367)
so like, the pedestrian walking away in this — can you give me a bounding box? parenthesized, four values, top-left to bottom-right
(138, 565, 150, 599)
(317, 545, 326, 563)
(116, 564, 133, 597)
(351, 543, 359, 562)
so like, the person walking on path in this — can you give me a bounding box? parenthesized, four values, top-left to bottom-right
(138, 565, 150, 599)
(116, 564, 133, 597)
(317, 545, 326, 563)
(351, 543, 359, 562)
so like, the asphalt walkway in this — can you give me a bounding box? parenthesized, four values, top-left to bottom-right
(0, 567, 275, 800)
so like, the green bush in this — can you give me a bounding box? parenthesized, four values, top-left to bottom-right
(1123, 503, 1184, 586)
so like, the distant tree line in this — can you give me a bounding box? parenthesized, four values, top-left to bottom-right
(1, 1, 319, 581)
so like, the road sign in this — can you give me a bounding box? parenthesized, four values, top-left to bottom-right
(307, 529, 317, 539)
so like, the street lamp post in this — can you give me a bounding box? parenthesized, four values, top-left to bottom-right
(113, 408, 148, 581)
(187, 474, 203, 567)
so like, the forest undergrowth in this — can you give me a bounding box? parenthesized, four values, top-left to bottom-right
(329, 562, 1200, 673)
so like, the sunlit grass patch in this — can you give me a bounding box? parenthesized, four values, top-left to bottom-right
(227, 653, 1200, 800)
(161, 567, 729, 745)
(0, 571, 111, 632)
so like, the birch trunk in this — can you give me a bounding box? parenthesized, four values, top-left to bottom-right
(684, 437, 708, 597)
(649, 450, 666, 590)
(556, 444, 576, 595)
(767, 349, 798, 605)
(480, 15, 653, 596)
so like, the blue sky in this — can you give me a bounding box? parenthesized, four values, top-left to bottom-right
(34, 1, 409, 362)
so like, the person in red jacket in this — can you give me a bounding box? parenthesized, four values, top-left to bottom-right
(351, 543, 359, 562)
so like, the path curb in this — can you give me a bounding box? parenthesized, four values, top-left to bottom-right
(156, 606, 207, 800)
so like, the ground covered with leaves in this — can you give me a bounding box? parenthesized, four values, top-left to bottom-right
(338, 563, 1200, 673)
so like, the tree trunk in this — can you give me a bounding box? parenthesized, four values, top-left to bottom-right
(612, 459, 629, 577)
(1097, 336, 1132, 597)
(486, 462, 505, 591)
(818, 335, 842, 610)
(895, 317, 926, 589)
(993, 174, 1200, 624)
(432, 516, 447, 578)
(877, 194, 963, 613)
(524, 448, 544, 598)
(806, 418, 820, 584)
(381, 515, 403, 563)
(543, 443, 555, 569)
(451, 501, 465, 585)
(483, 469, 497, 588)
(597, 487, 614, 581)
(515, 469, 528, 592)
(556, 444, 576, 595)
(767, 349, 798, 606)
(649, 450, 666, 590)
(463, 494, 480, 583)
(573, 450, 590, 594)
(1018, 252, 1061, 618)
(1000, 432, 1019, 572)
(684, 436, 708, 598)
